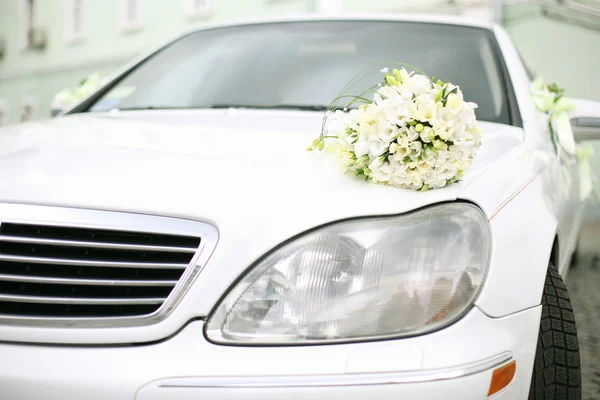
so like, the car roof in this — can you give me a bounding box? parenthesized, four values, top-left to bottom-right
(183, 13, 495, 36)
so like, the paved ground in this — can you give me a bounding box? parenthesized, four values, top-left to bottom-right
(566, 219, 600, 400)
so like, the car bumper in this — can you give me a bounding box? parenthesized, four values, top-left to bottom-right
(0, 306, 541, 400)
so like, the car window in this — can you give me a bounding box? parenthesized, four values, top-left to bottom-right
(86, 21, 515, 125)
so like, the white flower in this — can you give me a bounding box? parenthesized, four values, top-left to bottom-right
(417, 101, 437, 122)
(385, 105, 410, 126)
(446, 92, 464, 114)
(380, 67, 389, 74)
(369, 159, 392, 182)
(353, 140, 370, 157)
(335, 149, 354, 172)
(406, 127, 420, 141)
(407, 169, 425, 189)
(377, 85, 403, 105)
(438, 126, 455, 141)
(420, 127, 435, 143)
(407, 141, 423, 160)
(376, 122, 399, 143)
(369, 139, 388, 157)
(404, 75, 431, 95)
(393, 145, 408, 161)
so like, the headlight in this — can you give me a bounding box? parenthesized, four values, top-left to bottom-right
(206, 203, 490, 344)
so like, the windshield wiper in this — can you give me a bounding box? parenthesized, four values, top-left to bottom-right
(110, 104, 332, 112)
(210, 104, 329, 111)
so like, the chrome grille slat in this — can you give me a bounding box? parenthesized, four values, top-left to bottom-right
(0, 293, 166, 305)
(0, 273, 178, 287)
(0, 209, 214, 324)
(0, 235, 198, 253)
(0, 254, 188, 269)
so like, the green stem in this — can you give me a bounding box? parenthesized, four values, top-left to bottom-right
(548, 114, 558, 153)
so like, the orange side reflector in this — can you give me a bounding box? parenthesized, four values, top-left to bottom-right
(488, 360, 516, 397)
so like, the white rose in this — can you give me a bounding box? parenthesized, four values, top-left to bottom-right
(385, 105, 410, 127)
(369, 160, 392, 183)
(393, 145, 408, 161)
(406, 127, 419, 141)
(377, 122, 398, 143)
(407, 141, 423, 161)
(389, 162, 409, 187)
(417, 101, 437, 122)
(353, 139, 370, 157)
(446, 92, 464, 114)
(426, 174, 448, 188)
(404, 75, 431, 95)
(438, 126, 455, 141)
(358, 122, 377, 138)
(416, 160, 433, 173)
(369, 139, 388, 157)
(421, 147, 437, 164)
(407, 169, 425, 189)
(420, 127, 435, 143)
(437, 108, 457, 128)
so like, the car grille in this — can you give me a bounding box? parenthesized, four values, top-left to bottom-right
(0, 222, 202, 319)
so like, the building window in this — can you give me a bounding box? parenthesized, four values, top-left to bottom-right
(20, 96, 37, 122)
(185, 0, 214, 19)
(316, 0, 343, 14)
(0, 100, 9, 127)
(65, 0, 88, 43)
(20, 0, 46, 50)
(120, 0, 144, 32)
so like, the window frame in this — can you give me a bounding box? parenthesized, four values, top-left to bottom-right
(19, 0, 41, 51)
(120, 0, 144, 33)
(64, 0, 88, 44)
(184, 0, 215, 19)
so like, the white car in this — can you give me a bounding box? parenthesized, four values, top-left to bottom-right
(1, 15, 599, 400)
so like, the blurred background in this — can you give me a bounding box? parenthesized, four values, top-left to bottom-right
(0, 0, 598, 200)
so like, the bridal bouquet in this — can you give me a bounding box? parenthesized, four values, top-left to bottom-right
(532, 77, 594, 200)
(309, 65, 482, 191)
(52, 72, 107, 109)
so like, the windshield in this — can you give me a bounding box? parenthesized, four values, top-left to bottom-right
(86, 21, 515, 125)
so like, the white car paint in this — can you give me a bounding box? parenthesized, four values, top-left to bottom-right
(0, 14, 587, 400)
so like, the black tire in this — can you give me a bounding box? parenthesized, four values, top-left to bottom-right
(528, 263, 581, 400)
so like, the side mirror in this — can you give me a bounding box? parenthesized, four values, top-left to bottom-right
(570, 99, 600, 142)
(50, 100, 68, 118)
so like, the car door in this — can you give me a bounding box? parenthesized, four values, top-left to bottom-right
(557, 128, 582, 273)
(538, 109, 580, 276)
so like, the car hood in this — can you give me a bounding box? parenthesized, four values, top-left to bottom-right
(0, 110, 525, 229)
(0, 109, 535, 336)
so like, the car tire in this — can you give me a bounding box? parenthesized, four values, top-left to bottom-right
(528, 262, 581, 400)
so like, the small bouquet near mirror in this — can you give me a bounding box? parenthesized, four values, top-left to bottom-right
(51, 73, 108, 116)
(531, 77, 595, 200)
(308, 64, 482, 192)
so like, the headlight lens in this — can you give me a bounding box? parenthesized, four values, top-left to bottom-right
(206, 203, 490, 344)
